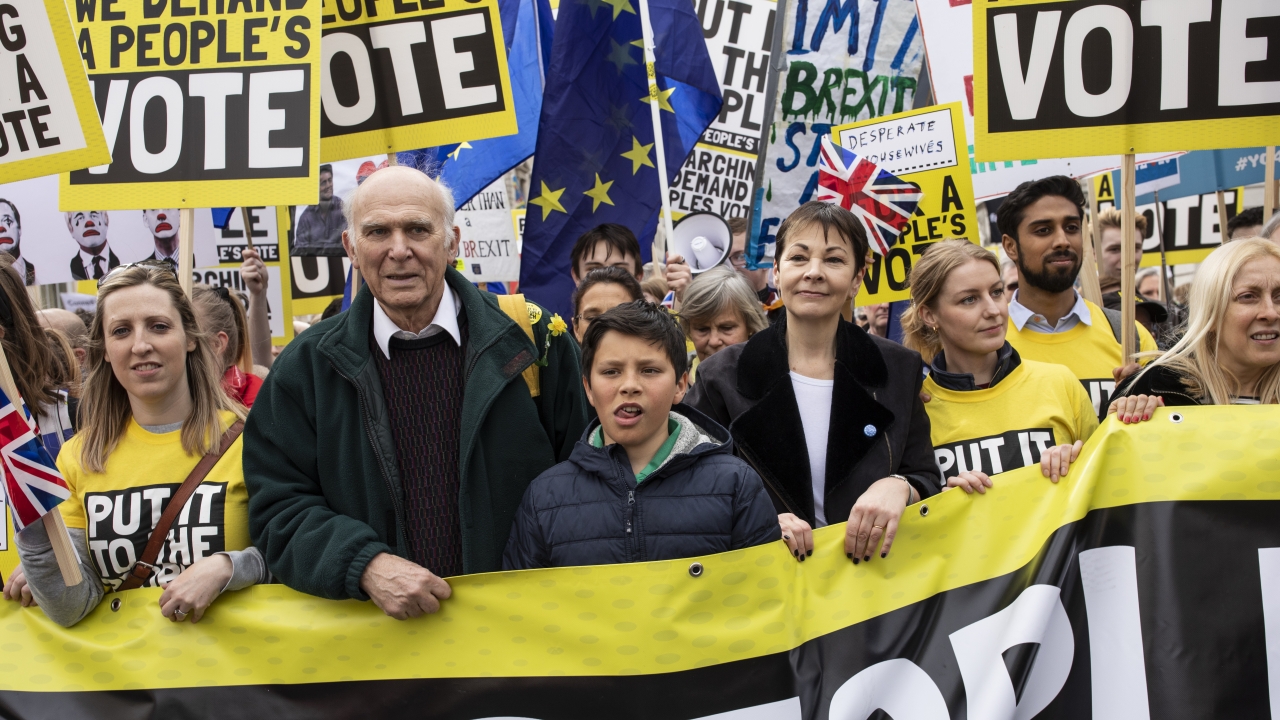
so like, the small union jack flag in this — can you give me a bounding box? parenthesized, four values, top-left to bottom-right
(661, 291, 675, 310)
(0, 387, 70, 533)
(816, 136, 924, 256)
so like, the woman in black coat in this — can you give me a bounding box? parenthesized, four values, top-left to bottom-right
(687, 202, 940, 565)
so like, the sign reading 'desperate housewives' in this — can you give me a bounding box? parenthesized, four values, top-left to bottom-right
(973, 0, 1280, 161)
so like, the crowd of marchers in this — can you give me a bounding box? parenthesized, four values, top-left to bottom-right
(4, 166, 1279, 626)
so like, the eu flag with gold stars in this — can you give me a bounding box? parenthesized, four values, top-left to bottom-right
(518, 0, 722, 317)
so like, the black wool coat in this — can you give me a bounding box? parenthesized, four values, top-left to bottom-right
(501, 404, 782, 569)
(686, 318, 941, 528)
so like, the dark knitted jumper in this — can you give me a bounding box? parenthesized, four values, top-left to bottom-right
(370, 316, 469, 577)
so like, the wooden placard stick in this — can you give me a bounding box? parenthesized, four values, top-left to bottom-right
(1120, 155, 1137, 363)
(1153, 190, 1170, 304)
(179, 208, 195, 296)
(1216, 190, 1229, 246)
(1078, 180, 1103, 307)
(0, 343, 81, 586)
(1265, 146, 1276, 226)
(239, 208, 255, 252)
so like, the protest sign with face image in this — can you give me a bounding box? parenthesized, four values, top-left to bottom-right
(290, 154, 387, 256)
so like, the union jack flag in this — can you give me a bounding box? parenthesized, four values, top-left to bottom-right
(0, 387, 70, 533)
(816, 136, 924, 256)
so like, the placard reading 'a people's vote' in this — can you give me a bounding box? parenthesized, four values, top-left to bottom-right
(973, 0, 1280, 161)
(834, 103, 977, 306)
(58, 0, 322, 209)
(318, 0, 516, 162)
(0, 0, 111, 182)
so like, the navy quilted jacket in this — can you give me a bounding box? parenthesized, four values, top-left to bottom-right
(502, 404, 782, 569)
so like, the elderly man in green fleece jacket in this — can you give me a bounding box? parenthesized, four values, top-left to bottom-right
(244, 166, 588, 620)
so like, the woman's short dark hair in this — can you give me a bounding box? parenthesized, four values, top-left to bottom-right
(774, 202, 871, 271)
(572, 266, 644, 318)
(996, 176, 1086, 243)
(581, 300, 688, 380)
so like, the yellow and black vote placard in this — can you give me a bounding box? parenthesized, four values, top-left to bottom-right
(972, 0, 1280, 162)
(0, 0, 111, 182)
(58, 0, 322, 209)
(2, 408, 1280, 718)
(1092, 172, 1242, 267)
(833, 102, 978, 306)
(317, 0, 516, 162)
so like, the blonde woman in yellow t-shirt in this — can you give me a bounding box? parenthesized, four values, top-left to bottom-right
(5, 263, 264, 627)
(903, 241, 1098, 495)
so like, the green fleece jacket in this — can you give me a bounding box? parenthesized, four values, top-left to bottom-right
(243, 269, 588, 600)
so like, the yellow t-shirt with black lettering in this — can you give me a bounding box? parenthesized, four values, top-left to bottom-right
(57, 412, 250, 591)
(924, 360, 1098, 482)
(1006, 300, 1158, 417)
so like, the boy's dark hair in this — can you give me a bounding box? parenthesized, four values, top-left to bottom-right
(572, 267, 644, 319)
(1228, 206, 1263, 237)
(774, 201, 871, 271)
(581, 300, 688, 381)
(996, 176, 1085, 243)
(727, 216, 749, 236)
(571, 224, 643, 279)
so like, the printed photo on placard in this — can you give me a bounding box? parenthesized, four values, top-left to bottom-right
(290, 155, 387, 256)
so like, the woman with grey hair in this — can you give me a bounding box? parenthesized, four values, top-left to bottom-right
(679, 265, 769, 365)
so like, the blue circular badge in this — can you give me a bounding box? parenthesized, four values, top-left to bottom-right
(863, 424, 877, 437)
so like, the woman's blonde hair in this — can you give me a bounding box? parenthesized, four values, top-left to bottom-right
(1134, 237, 1280, 404)
(901, 240, 1001, 363)
(191, 284, 252, 373)
(80, 265, 244, 472)
(678, 265, 768, 339)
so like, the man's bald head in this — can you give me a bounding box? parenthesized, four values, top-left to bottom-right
(38, 308, 88, 348)
(342, 166, 457, 244)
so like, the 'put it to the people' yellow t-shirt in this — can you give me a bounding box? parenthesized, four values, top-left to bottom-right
(1006, 299, 1158, 417)
(57, 411, 250, 591)
(923, 359, 1099, 483)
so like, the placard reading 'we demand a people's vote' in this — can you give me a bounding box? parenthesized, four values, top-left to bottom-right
(59, 0, 322, 209)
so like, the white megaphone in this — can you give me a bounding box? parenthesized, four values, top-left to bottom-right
(670, 212, 732, 273)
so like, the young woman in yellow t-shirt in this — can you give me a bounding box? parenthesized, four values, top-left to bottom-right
(903, 241, 1098, 495)
(5, 262, 264, 627)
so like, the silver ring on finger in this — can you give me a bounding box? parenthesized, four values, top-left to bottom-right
(174, 609, 187, 621)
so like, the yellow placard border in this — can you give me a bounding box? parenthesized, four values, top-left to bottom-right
(0, 0, 111, 184)
(319, 0, 517, 162)
(971, 0, 1280, 162)
(4, 407, 1277, 690)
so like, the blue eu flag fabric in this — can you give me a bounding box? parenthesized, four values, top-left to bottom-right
(517, 0, 722, 318)
(405, 0, 551, 208)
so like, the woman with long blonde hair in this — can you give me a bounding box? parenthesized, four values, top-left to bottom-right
(903, 240, 1097, 495)
(1111, 237, 1280, 417)
(6, 263, 267, 626)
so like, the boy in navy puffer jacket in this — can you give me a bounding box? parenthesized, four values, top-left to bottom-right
(502, 300, 781, 569)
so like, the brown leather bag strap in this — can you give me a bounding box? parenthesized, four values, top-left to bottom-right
(117, 420, 244, 592)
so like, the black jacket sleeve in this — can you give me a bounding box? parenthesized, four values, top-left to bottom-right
(534, 311, 590, 463)
(501, 485, 550, 571)
(731, 467, 784, 551)
(897, 361, 942, 499)
(685, 349, 737, 429)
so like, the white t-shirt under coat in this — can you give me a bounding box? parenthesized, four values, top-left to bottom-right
(790, 372, 834, 527)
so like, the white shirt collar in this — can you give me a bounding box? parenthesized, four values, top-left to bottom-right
(80, 247, 110, 273)
(154, 245, 179, 263)
(371, 286, 461, 359)
(1008, 290, 1092, 333)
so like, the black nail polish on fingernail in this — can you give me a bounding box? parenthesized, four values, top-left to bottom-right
(793, 550, 799, 557)
(880, 552, 887, 559)
(799, 554, 805, 562)
(806, 550, 812, 557)
(863, 556, 870, 562)
(846, 553, 852, 559)
(852, 557, 859, 564)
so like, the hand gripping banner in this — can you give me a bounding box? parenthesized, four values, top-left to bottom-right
(2, 406, 1280, 718)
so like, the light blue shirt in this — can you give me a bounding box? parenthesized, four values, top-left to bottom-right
(1008, 290, 1093, 334)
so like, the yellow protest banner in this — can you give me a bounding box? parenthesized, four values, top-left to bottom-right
(832, 102, 978, 306)
(1091, 173, 1241, 267)
(317, 0, 517, 162)
(0, 0, 111, 183)
(972, 0, 1280, 162)
(59, 0, 322, 210)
